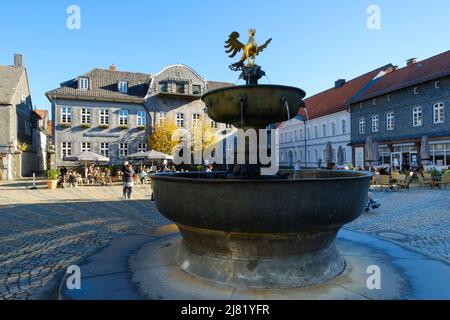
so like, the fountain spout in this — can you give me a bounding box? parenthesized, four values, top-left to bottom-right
(282, 97, 291, 121)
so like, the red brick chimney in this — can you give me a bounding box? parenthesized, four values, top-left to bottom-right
(109, 64, 116, 71)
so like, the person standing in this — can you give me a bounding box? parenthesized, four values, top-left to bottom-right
(123, 164, 135, 200)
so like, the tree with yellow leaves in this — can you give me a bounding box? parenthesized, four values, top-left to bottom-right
(147, 116, 180, 155)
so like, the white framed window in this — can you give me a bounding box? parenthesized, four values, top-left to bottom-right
(119, 110, 128, 126)
(100, 143, 109, 157)
(322, 124, 327, 137)
(176, 113, 184, 128)
(137, 111, 146, 127)
(372, 98, 376, 106)
(158, 111, 166, 124)
(371, 115, 379, 132)
(341, 119, 346, 134)
(331, 122, 336, 136)
(79, 77, 89, 90)
(193, 85, 202, 95)
(99, 109, 109, 125)
(137, 143, 147, 153)
(299, 129, 303, 141)
(387, 95, 391, 102)
(192, 113, 201, 128)
(307, 127, 311, 140)
(61, 107, 72, 123)
(435, 81, 440, 89)
(81, 108, 91, 124)
(413, 107, 422, 126)
(314, 150, 318, 162)
(118, 80, 128, 93)
(386, 112, 395, 131)
(314, 125, 318, 139)
(433, 103, 445, 124)
(81, 142, 91, 152)
(61, 142, 72, 158)
(414, 87, 418, 95)
(210, 120, 217, 129)
(359, 118, 365, 134)
(119, 143, 128, 158)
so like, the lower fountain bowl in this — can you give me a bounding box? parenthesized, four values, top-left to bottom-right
(151, 170, 372, 288)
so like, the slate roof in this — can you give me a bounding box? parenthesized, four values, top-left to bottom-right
(207, 81, 234, 91)
(299, 64, 393, 120)
(0, 65, 25, 105)
(46, 68, 151, 104)
(352, 50, 450, 103)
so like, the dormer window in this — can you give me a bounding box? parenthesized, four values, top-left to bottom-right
(118, 80, 128, 93)
(193, 85, 202, 95)
(159, 82, 168, 93)
(176, 83, 185, 94)
(79, 77, 89, 90)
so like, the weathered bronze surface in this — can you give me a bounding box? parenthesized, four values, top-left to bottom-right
(202, 84, 306, 129)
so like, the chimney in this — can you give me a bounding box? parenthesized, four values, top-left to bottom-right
(335, 79, 346, 88)
(406, 58, 417, 66)
(109, 64, 116, 71)
(14, 54, 23, 67)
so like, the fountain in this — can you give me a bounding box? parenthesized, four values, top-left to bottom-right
(151, 29, 372, 288)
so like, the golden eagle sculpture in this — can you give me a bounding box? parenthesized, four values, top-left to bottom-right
(225, 29, 272, 71)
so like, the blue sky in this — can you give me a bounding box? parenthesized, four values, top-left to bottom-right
(1, 0, 449, 114)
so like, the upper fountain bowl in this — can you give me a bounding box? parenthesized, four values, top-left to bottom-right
(202, 84, 306, 129)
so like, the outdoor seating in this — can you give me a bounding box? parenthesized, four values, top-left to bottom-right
(396, 175, 412, 191)
(374, 175, 392, 191)
(418, 174, 433, 188)
(437, 173, 450, 189)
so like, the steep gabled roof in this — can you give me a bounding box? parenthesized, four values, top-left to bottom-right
(299, 64, 393, 120)
(353, 50, 450, 102)
(0, 65, 25, 105)
(46, 68, 151, 103)
(34, 109, 48, 119)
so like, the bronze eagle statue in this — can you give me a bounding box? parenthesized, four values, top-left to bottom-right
(225, 29, 272, 71)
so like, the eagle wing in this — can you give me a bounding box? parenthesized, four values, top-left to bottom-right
(224, 32, 245, 58)
(257, 38, 272, 55)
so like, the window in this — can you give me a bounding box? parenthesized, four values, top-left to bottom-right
(435, 81, 440, 89)
(79, 77, 89, 90)
(159, 82, 168, 93)
(137, 111, 146, 127)
(157, 111, 166, 125)
(341, 119, 346, 134)
(225, 124, 232, 129)
(294, 130, 298, 141)
(193, 85, 202, 95)
(81, 108, 91, 124)
(61, 107, 72, 123)
(176, 113, 184, 127)
(414, 87, 418, 95)
(81, 142, 91, 152)
(331, 122, 336, 136)
(118, 80, 128, 93)
(99, 109, 109, 125)
(359, 118, 365, 134)
(314, 125, 318, 139)
(137, 143, 147, 152)
(299, 129, 303, 141)
(176, 83, 185, 94)
(307, 127, 311, 140)
(433, 103, 445, 124)
(119, 110, 128, 126)
(210, 120, 217, 129)
(371, 115, 379, 132)
(314, 150, 318, 162)
(100, 143, 109, 157)
(372, 99, 376, 106)
(413, 107, 422, 126)
(342, 149, 347, 162)
(386, 112, 395, 131)
(387, 95, 391, 102)
(61, 142, 72, 158)
(192, 113, 201, 128)
(119, 143, 128, 158)
(322, 124, 327, 137)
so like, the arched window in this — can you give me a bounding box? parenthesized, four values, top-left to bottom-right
(322, 123, 327, 137)
(341, 119, 346, 134)
(433, 103, 444, 124)
(413, 107, 422, 126)
(331, 122, 336, 136)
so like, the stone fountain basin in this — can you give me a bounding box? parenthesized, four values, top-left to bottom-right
(201, 84, 306, 128)
(151, 170, 372, 288)
(152, 170, 371, 235)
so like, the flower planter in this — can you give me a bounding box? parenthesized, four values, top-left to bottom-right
(47, 180, 58, 189)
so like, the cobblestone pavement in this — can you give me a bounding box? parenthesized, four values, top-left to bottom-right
(346, 187, 450, 261)
(0, 180, 449, 300)
(0, 180, 166, 300)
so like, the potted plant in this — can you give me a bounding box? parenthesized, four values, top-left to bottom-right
(60, 123, 72, 129)
(99, 124, 110, 130)
(47, 169, 59, 189)
(118, 124, 128, 130)
(137, 125, 146, 131)
(80, 123, 92, 129)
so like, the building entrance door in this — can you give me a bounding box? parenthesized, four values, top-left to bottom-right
(391, 152, 402, 169)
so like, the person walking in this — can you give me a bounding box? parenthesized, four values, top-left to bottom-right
(123, 164, 135, 200)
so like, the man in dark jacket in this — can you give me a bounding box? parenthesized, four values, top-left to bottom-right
(123, 164, 135, 200)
